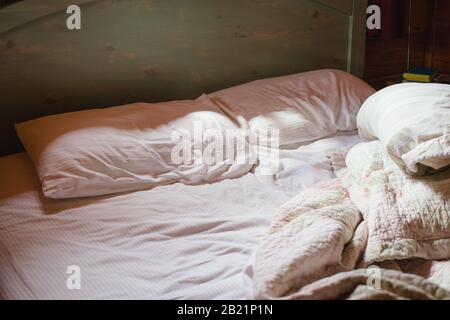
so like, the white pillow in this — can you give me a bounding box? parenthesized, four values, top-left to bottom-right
(357, 83, 450, 175)
(16, 95, 253, 199)
(208, 69, 375, 147)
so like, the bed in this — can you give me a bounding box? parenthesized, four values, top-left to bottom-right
(0, 0, 369, 300)
(2, 0, 449, 301)
(0, 134, 361, 299)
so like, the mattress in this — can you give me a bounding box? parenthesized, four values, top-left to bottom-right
(0, 133, 361, 299)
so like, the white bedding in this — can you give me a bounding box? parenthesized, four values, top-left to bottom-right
(251, 142, 450, 300)
(0, 133, 360, 300)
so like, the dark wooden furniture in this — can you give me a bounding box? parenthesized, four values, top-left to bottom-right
(364, 0, 450, 89)
(364, 0, 431, 89)
(426, 0, 450, 73)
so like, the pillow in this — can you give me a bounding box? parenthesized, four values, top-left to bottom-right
(208, 69, 375, 147)
(357, 83, 450, 175)
(16, 95, 254, 199)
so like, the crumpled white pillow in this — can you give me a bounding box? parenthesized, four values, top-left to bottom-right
(209, 69, 375, 147)
(357, 83, 450, 175)
(16, 95, 253, 199)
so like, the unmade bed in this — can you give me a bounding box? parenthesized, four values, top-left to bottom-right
(0, 134, 361, 299)
(1, 0, 449, 301)
(0, 0, 371, 300)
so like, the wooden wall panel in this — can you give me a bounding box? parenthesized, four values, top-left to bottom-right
(0, 0, 94, 33)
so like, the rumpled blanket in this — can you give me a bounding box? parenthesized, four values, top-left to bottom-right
(250, 141, 450, 300)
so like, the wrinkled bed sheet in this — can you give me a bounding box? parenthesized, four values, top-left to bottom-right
(0, 134, 360, 299)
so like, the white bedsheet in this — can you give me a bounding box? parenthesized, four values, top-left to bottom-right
(0, 133, 360, 299)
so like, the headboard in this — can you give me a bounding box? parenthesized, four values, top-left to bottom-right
(0, 0, 368, 156)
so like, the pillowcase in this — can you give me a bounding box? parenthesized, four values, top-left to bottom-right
(357, 83, 450, 175)
(16, 95, 254, 199)
(208, 69, 375, 147)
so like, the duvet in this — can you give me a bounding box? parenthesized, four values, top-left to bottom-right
(250, 141, 450, 300)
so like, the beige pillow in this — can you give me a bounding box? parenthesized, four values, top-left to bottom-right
(16, 95, 253, 199)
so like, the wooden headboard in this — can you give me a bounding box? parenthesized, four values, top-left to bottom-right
(0, 0, 368, 156)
